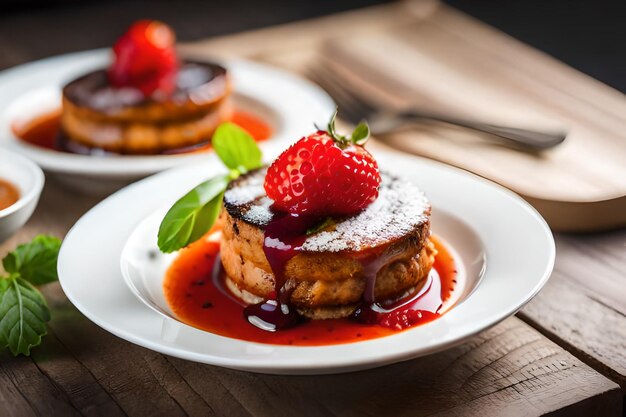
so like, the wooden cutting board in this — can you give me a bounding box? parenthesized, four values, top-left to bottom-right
(182, 0, 626, 232)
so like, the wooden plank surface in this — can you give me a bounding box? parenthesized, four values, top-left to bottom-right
(0, 1, 625, 416)
(1, 184, 623, 416)
(0, 144, 622, 417)
(520, 231, 626, 389)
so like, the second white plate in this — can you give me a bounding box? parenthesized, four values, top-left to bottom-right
(0, 49, 334, 193)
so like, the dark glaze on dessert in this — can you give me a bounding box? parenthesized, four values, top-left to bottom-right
(0, 178, 19, 210)
(353, 250, 445, 328)
(163, 233, 457, 346)
(243, 212, 315, 330)
(245, 211, 445, 331)
(63, 62, 227, 112)
(13, 109, 271, 155)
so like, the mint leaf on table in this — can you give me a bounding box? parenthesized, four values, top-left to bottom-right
(0, 234, 60, 356)
(2, 235, 61, 285)
(212, 122, 262, 173)
(157, 122, 263, 253)
(0, 276, 50, 356)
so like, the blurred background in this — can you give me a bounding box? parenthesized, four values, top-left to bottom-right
(1, 0, 625, 92)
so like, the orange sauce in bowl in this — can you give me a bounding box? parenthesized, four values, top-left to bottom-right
(163, 234, 459, 346)
(13, 109, 272, 154)
(0, 179, 20, 211)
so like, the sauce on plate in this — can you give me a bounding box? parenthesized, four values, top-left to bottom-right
(163, 232, 459, 346)
(13, 109, 272, 154)
(0, 179, 20, 211)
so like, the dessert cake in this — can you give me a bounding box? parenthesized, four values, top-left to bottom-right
(160, 111, 447, 336)
(59, 20, 232, 154)
(61, 62, 231, 154)
(220, 168, 435, 319)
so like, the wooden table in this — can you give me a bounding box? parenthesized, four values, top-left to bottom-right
(1, 2, 624, 416)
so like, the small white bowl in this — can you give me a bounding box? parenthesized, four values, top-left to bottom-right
(0, 148, 44, 242)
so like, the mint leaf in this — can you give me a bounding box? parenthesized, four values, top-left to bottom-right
(157, 121, 266, 253)
(212, 122, 262, 173)
(2, 235, 61, 285)
(306, 217, 335, 235)
(187, 189, 225, 243)
(157, 174, 230, 253)
(351, 121, 370, 145)
(0, 276, 50, 356)
(0, 235, 61, 356)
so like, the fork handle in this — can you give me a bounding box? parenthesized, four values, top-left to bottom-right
(400, 111, 567, 150)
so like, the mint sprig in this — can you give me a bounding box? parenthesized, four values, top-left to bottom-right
(3, 235, 61, 285)
(305, 217, 335, 236)
(0, 235, 61, 356)
(0, 277, 50, 356)
(212, 122, 262, 174)
(157, 123, 263, 253)
(157, 175, 230, 253)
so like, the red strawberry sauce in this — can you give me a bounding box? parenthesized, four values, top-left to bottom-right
(163, 228, 458, 346)
(13, 109, 271, 154)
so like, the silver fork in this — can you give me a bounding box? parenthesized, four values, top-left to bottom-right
(308, 65, 567, 150)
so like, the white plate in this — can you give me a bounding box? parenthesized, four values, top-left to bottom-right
(0, 49, 334, 193)
(58, 151, 555, 375)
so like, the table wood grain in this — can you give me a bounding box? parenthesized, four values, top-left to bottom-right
(1, 1, 625, 416)
(0, 179, 622, 417)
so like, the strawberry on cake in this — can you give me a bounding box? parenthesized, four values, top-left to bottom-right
(219, 114, 435, 328)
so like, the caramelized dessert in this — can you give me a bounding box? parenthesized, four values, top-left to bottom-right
(60, 20, 232, 154)
(221, 169, 434, 321)
(160, 113, 458, 345)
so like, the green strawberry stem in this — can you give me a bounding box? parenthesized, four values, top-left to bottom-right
(326, 109, 370, 147)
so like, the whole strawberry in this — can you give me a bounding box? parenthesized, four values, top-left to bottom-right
(108, 20, 179, 97)
(264, 111, 381, 216)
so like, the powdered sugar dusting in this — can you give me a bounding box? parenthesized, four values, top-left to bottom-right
(223, 168, 430, 252)
(302, 174, 429, 252)
(223, 171, 265, 205)
(243, 199, 274, 224)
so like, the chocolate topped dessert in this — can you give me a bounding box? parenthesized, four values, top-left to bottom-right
(60, 20, 232, 154)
